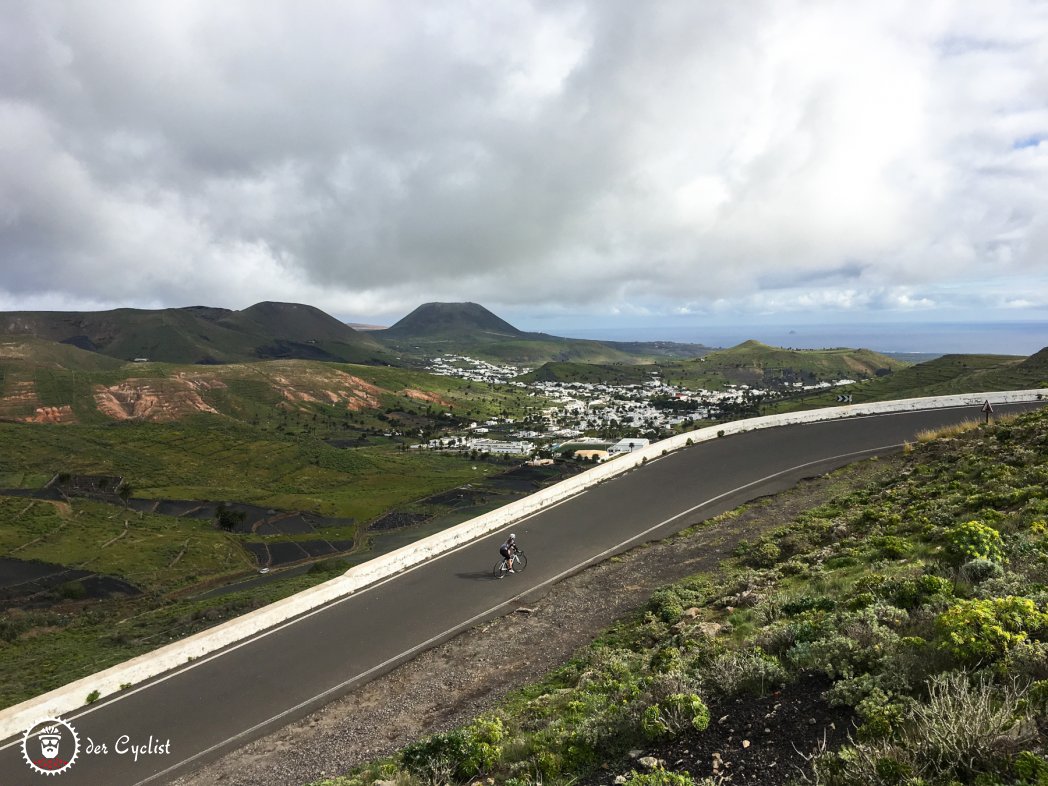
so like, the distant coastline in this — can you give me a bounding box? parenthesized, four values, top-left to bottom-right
(553, 321, 1048, 356)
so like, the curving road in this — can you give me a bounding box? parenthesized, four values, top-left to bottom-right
(1, 403, 1040, 785)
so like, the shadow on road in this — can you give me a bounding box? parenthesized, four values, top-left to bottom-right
(455, 571, 499, 581)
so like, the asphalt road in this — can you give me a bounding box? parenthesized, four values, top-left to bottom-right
(1, 403, 1040, 785)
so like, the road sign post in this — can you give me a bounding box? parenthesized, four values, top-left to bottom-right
(982, 400, 994, 424)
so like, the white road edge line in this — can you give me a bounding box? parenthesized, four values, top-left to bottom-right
(128, 442, 900, 785)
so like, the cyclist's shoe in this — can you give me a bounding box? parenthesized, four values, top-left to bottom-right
(507, 569, 515, 573)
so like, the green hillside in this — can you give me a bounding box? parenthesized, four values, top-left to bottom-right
(0, 336, 127, 372)
(379, 302, 522, 339)
(519, 362, 655, 385)
(0, 302, 392, 365)
(770, 349, 1047, 412)
(373, 303, 706, 365)
(0, 353, 542, 433)
(521, 341, 909, 391)
(697, 340, 906, 382)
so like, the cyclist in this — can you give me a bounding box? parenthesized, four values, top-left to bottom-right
(498, 533, 519, 576)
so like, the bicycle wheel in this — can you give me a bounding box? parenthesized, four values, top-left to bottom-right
(493, 559, 508, 579)
(513, 551, 527, 572)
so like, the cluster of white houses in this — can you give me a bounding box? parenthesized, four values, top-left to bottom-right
(416, 354, 747, 458)
(417, 353, 856, 460)
(426, 355, 529, 384)
(415, 434, 651, 461)
(420, 436, 536, 455)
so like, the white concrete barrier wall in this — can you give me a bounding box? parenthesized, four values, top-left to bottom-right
(2, 389, 1045, 738)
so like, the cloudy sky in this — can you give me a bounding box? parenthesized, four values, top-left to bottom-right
(2, 1, 1047, 344)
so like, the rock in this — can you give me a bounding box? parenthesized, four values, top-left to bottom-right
(742, 740, 750, 748)
(628, 750, 644, 759)
(696, 621, 726, 637)
(638, 756, 661, 770)
(614, 777, 628, 785)
(682, 607, 702, 618)
(809, 717, 817, 725)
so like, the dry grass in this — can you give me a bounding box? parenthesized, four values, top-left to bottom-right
(914, 412, 1020, 443)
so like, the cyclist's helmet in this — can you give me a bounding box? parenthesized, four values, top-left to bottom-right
(509, 533, 516, 540)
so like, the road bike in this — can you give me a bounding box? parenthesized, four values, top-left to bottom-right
(493, 549, 527, 579)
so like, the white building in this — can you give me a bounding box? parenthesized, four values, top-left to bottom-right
(607, 437, 650, 455)
(471, 439, 535, 455)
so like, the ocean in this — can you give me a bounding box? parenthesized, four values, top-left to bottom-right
(555, 321, 1048, 357)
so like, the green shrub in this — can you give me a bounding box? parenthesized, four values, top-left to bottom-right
(908, 671, 1033, 777)
(1000, 641, 1048, 682)
(705, 648, 786, 697)
(753, 593, 789, 625)
(959, 558, 1004, 584)
(401, 718, 504, 784)
(743, 540, 781, 568)
(461, 715, 504, 774)
(781, 595, 837, 616)
(823, 670, 911, 711)
(1028, 679, 1048, 714)
(641, 693, 710, 740)
(825, 553, 861, 569)
(811, 672, 1033, 784)
(854, 688, 908, 741)
(401, 730, 471, 784)
(624, 770, 700, 785)
(868, 535, 913, 560)
(794, 609, 900, 678)
(936, 596, 1048, 662)
(789, 631, 862, 680)
(943, 520, 1005, 567)
(851, 573, 953, 610)
(650, 646, 685, 675)
(1013, 750, 1048, 784)
(648, 588, 685, 624)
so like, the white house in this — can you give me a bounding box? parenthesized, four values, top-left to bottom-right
(607, 437, 650, 455)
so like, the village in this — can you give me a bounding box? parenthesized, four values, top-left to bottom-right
(418, 354, 855, 461)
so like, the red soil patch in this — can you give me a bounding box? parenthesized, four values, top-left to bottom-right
(94, 380, 221, 421)
(400, 388, 454, 407)
(26, 405, 76, 424)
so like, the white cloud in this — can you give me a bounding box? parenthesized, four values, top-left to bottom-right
(0, 0, 1046, 327)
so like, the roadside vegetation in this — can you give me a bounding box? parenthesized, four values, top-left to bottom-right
(313, 408, 1048, 786)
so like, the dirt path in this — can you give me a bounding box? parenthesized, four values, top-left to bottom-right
(172, 460, 889, 786)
